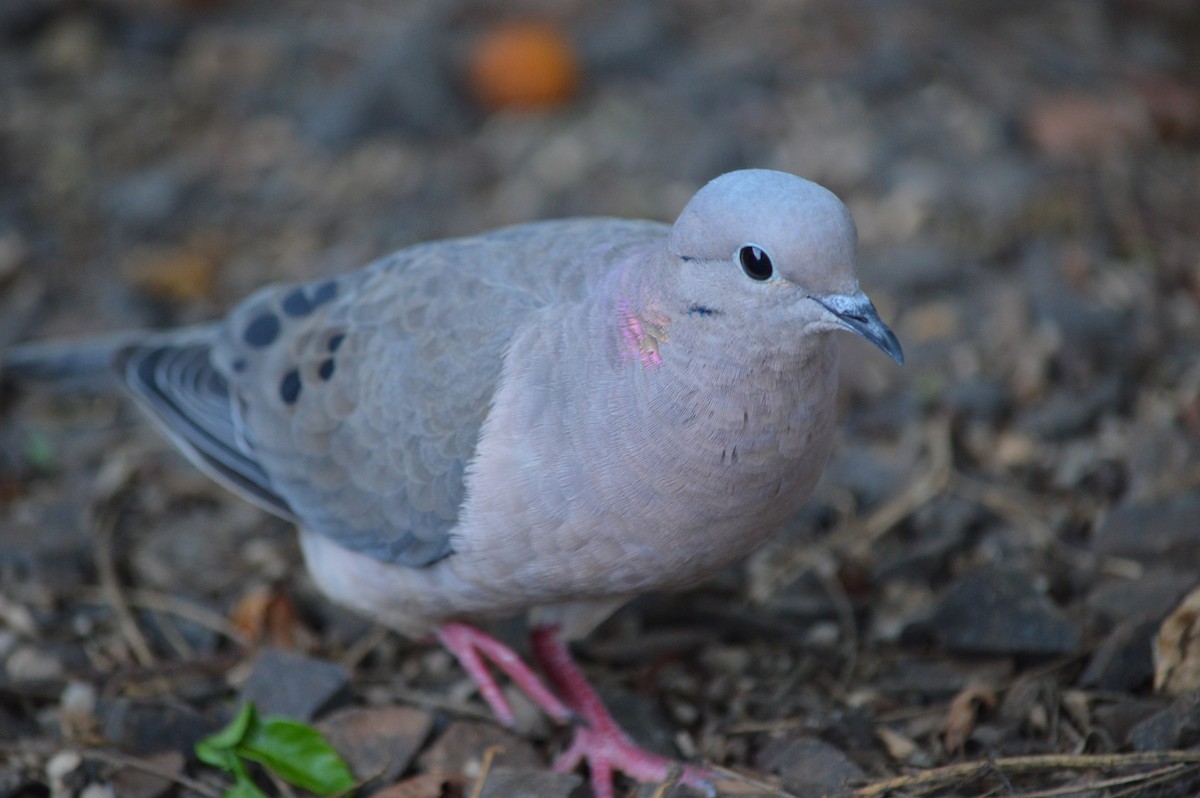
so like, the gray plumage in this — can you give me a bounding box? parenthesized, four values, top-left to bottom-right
(4, 170, 902, 639)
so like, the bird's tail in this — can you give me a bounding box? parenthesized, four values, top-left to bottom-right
(2, 331, 149, 387)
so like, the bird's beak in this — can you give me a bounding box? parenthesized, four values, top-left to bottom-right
(811, 290, 905, 365)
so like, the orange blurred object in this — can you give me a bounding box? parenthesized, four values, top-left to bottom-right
(467, 22, 581, 111)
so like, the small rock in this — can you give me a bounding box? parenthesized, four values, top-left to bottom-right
(756, 735, 866, 797)
(238, 647, 350, 721)
(926, 567, 1080, 656)
(98, 698, 218, 754)
(1079, 619, 1157, 691)
(417, 720, 542, 777)
(475, 767, 581, 798)
(6, 644, 65, 681)
(108, 751, 183, 798)
(1094, 699, 1167, 747)
(1130, 690, 1200, 751)
(1094, 498, 1200, 562)
(317, 706, 434, 788)
(1086, 571, 1195, 625)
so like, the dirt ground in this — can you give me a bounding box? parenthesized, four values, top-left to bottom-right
(3, 1, 1200, 796)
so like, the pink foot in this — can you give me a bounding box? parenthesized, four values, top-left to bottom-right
(436, 622, 573, 726)
(530, 626, 715, 798)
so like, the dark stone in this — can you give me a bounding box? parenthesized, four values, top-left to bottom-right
(279, 369, 301, 404)
(1086, 571, 1195, 625)
(317, 706, 434, 789)
(416, 720, 542, 774)
(927, 567, 1080, 656)
(1079, 619, 1157, 691)
(1093, 498, 1200, 562)
(242, 313, 280, 348)
(1130, 690, 1200, 751)
(756, 735, 866, 797)
(238, 648, 349, 721)
(1094, 699, 1168, 747)
(98, 698, 219, 754)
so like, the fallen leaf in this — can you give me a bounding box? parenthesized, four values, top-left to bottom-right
(230, 586, 302, 649)
(1154, 584, 1200, 695)
(943, 685, 998, 753)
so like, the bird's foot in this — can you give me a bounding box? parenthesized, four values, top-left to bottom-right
(435, 622, 573, 726)
(553, 723, 715, 798)
(530, 625, 715, 798)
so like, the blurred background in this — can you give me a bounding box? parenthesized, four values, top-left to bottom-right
(2, 0, 1200, 796)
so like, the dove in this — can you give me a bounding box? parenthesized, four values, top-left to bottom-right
(3, 169, 902, 797)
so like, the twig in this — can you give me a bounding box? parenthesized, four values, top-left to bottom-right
(77, 586, 249, 647)
(92, 508, 156, 667)
(707, 765, 799, 797)
(851, 751, 1200, 798)
(339, 624, 392, 670)
(387, 684, 495, 722)
(1018, 763, 1193, 798)
(467, 745, 504, 798)
(837, 417, 954, 561)
(81, 748, 221, 798)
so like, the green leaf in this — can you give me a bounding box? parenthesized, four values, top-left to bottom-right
(224, 776, 271, 798)
(195, 702, 354, 797)
(237, 715, 355, 795)
(196, 703, 259, 771)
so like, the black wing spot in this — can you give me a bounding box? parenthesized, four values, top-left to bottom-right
(282, 288, 314, 317)
(327, 333, 345, 352)
(243, 313, 281, 347)
(280, 368, 302, 405)
(688, 304, 718, 317)
(318, 358, 335, 381)
(311, 280, 338, 307)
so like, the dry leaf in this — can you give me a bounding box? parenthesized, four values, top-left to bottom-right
(943, 685, 998, 753)
(1154, 584, 1200, 695)
(230, 585, 302, 648)
(876, 725, 918, 761)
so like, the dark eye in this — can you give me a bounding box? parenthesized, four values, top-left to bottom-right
(739, 245, 773, 281)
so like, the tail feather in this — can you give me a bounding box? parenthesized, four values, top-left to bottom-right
(1, 332, 147, 386)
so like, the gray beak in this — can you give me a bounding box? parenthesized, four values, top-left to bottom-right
(812, 291, 905, 365)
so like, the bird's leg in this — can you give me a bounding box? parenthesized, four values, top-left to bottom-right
(436, 622, 573, 726)
(529, 625, 715, 798)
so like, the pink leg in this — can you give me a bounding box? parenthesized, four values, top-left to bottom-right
(530, 626, 715, 798)
(436, 622, 573, 726)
